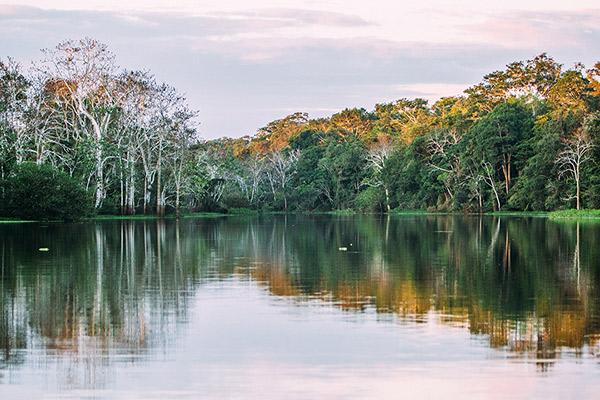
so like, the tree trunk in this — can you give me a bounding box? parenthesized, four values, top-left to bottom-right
(128, 159, 136, 215)
(95, 144, 104, 209)
(385, 187, 391, 212)
(175, 181, 181, 218)
(156, 168, 163, 216)
(156, 144, 165, 217)
(143, 176, 149, 214)
(502, 155, 511, 195)
(120, 169, 125, 215)
(576, 175, 581, 210)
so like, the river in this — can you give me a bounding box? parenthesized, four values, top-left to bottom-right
(0, 215, 599, 399)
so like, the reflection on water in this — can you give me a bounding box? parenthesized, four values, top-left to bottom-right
(1, 215, 600, 398)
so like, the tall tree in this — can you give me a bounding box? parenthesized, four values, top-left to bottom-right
(466, 102, 534, 200)
(39, 39, 118, 208)
(556, 125, 595, 210)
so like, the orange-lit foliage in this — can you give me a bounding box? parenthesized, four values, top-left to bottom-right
(587, 61, 600, 97)
(252, 264, 301, 297)
(330, 108, 374, 141)
(44, 79, 77, 99)
(251, 112, 309, 154)
(250, 260, 599, 358)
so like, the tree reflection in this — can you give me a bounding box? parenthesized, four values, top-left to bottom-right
(0, 221, 206, 387)
(240, 216, 600, 360)
(1, 215, 599, 381)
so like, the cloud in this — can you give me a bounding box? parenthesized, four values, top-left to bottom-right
(0, 5, 373, 41)
(461, 9, 600, 50)
(0, 4, 598, 137)
(1, 5, 597, 63)
(207, 8, 373, 27)
(392, 83, 472, 101)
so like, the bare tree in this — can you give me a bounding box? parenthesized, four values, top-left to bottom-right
(364, 142, 393, 211)
(0, 58, 29, 167)
(164, 108, 198, 217)
(38, 38, 118, 208)
(482, 161, 502, 211)
(265, 149, 300, 210)
(235, 155, 266, 207)
(556, 128, 594, 210)
(113, 71, 157, 214)
(463, 166, 485, 212)
(426, 128, 462, 206)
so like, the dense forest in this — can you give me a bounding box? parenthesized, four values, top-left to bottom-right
(1, 38, 600, 219)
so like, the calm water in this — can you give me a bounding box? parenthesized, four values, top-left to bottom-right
(1, 215, 600, 399)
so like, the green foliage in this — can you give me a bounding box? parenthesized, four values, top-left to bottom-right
(355, 187, 383, 212)
(291, 142, 327, 210)
(509, 120, 563, 210)
(549, 209, 600, 219)
(227, 207, 258, 215)
(318, 135, 367, 210)
(464, 102, 534, 205)
(2, 45, 600, 217)
(1, 163, 93, 221)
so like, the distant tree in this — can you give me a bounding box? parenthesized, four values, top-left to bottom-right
(374, 98, 433, 143)
(254, 112, 308, 153)
(464, 53, 561, 115)
(330, 108, 374, 141)
(588, 62, 600, 96)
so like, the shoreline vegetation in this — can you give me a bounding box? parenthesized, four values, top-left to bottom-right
(4, 209, 600, 224)
(2, 39, 600, 222)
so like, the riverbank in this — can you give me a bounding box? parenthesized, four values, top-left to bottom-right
(388, 209, 600, 220)
(92, 212, 228, 221)
(387, 210, 550, 218)
(0, 218, 36, 224)
(548, 209, 600, 220)
(3, 209, 600, 223)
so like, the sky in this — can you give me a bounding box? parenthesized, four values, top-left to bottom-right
(0, 1, 599, 138)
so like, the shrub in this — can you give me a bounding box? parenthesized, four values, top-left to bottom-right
(1, 162, 93, 221)
(227, 207, 258, 215)
(355, 187, 383, 212)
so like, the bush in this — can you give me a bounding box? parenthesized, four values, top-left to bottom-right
(355, 187, 383, 212)
(1, 162, 93, 221)
(227, 207, 258, 215)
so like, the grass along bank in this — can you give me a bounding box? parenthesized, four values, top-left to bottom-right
(0, 218, 35, 224)
(5, 209, 600, 224)
(548, 209, 600, 220)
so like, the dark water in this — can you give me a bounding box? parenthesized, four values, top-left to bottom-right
(1, 215, 600, 399)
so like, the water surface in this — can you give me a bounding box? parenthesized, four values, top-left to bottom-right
(1, 215, 599, 399)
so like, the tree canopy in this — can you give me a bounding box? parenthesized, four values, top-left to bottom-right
(1, 42, 600, 216)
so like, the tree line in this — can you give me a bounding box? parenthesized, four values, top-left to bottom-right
(1, 39, 600, 218)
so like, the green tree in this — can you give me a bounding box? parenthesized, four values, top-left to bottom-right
(318, 135, 367, 210)
(1, 163, 93, 221)
(464, 102, 534, 206)
(509, 120, 563, 210)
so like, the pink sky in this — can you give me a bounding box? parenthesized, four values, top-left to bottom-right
(1, 0, 599, 137)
